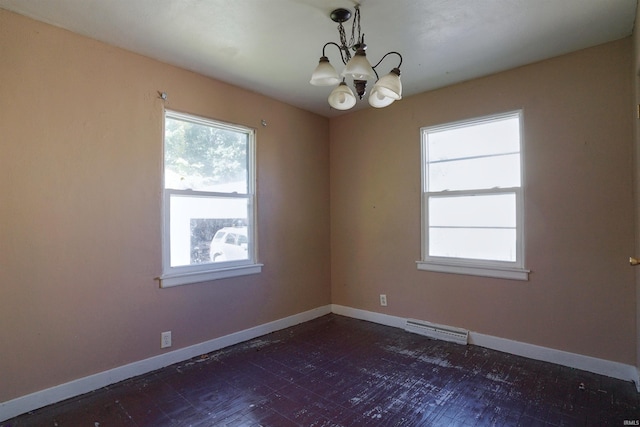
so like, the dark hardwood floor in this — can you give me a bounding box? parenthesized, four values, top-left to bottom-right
(3, 314, 639, 426)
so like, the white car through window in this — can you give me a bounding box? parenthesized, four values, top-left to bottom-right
(210, 227, 249, 262)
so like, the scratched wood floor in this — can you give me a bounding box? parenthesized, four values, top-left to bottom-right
(3, 314, 639, 426)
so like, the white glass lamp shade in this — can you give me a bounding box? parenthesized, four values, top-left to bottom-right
(368, 69, 402, 108)
(342, 52, 376, 81)
(310, 57, 340, 86)
(328, 82, 357, 110)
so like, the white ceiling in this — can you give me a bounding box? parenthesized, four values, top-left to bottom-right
(1, 0, 636, 117)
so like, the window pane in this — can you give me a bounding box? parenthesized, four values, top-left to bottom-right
(428, 153, 520, 191)
(429, 227, 516, 262)
(164, 117, 248, 193)
(429, 194, 516, 228)
(169, 194, 249, 267)
(421, 111, 523, 269)
(427, 116, 520, 162)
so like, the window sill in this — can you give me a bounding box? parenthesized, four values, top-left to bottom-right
(416, 261, 529, 281)
(159, 263, 263, 288)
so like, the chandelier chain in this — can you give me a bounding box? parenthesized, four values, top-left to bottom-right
(350, 6, 362, 46)
(336, 5, 364, 64)
(337, 22, 351, 62)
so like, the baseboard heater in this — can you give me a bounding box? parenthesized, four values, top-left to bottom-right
(404, 319, 469, 345)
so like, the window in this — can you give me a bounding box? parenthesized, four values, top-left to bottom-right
(159, 111, 261, 287)
(417, 111, 529, 280)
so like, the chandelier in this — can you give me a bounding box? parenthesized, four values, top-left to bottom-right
(310, 5, 403, 111)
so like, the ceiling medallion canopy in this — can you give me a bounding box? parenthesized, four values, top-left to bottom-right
(310, 5, 403, 111)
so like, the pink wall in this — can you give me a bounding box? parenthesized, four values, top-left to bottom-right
(330, 38, 636, 365)
(0, 9, 331, 402)
(1, 6, 637, 406)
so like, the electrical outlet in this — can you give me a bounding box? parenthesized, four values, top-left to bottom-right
(161, 331, 172, 348)
(380, 294, 387, 306)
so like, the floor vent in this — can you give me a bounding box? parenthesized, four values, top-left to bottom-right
(404, 319, 469, 345)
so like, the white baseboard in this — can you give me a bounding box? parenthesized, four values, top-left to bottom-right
(3, 303, 637, 422)
(331, 304, 406, 329)
(0, 305, 332, 422)
(469, 331, 639, 385)
(331, 304, 640, 386)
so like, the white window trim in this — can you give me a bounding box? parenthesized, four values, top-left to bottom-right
(158, 110, 262, 288)
(159, 264, 263, 288)
(418, 111, 529, 281)
(416, 261, 529, 281)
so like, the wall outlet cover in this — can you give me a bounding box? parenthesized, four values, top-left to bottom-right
(380, 294, 388, 306)
(161, 331, 172, 348)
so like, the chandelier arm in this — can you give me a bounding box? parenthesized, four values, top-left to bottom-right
(322, 41, 350, 65)
(321, 41, 341, 57)
(371, 51, 403, 71)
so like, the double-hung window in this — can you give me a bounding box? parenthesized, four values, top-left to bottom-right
(418, 111, 528, 280)
(160, 111, 261, 287)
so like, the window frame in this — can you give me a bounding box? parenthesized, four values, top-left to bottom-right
(417, 111, 529, 280)
(159, 110, 262, 288)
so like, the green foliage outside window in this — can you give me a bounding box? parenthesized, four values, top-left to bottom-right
(164, 117, 248, 189)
